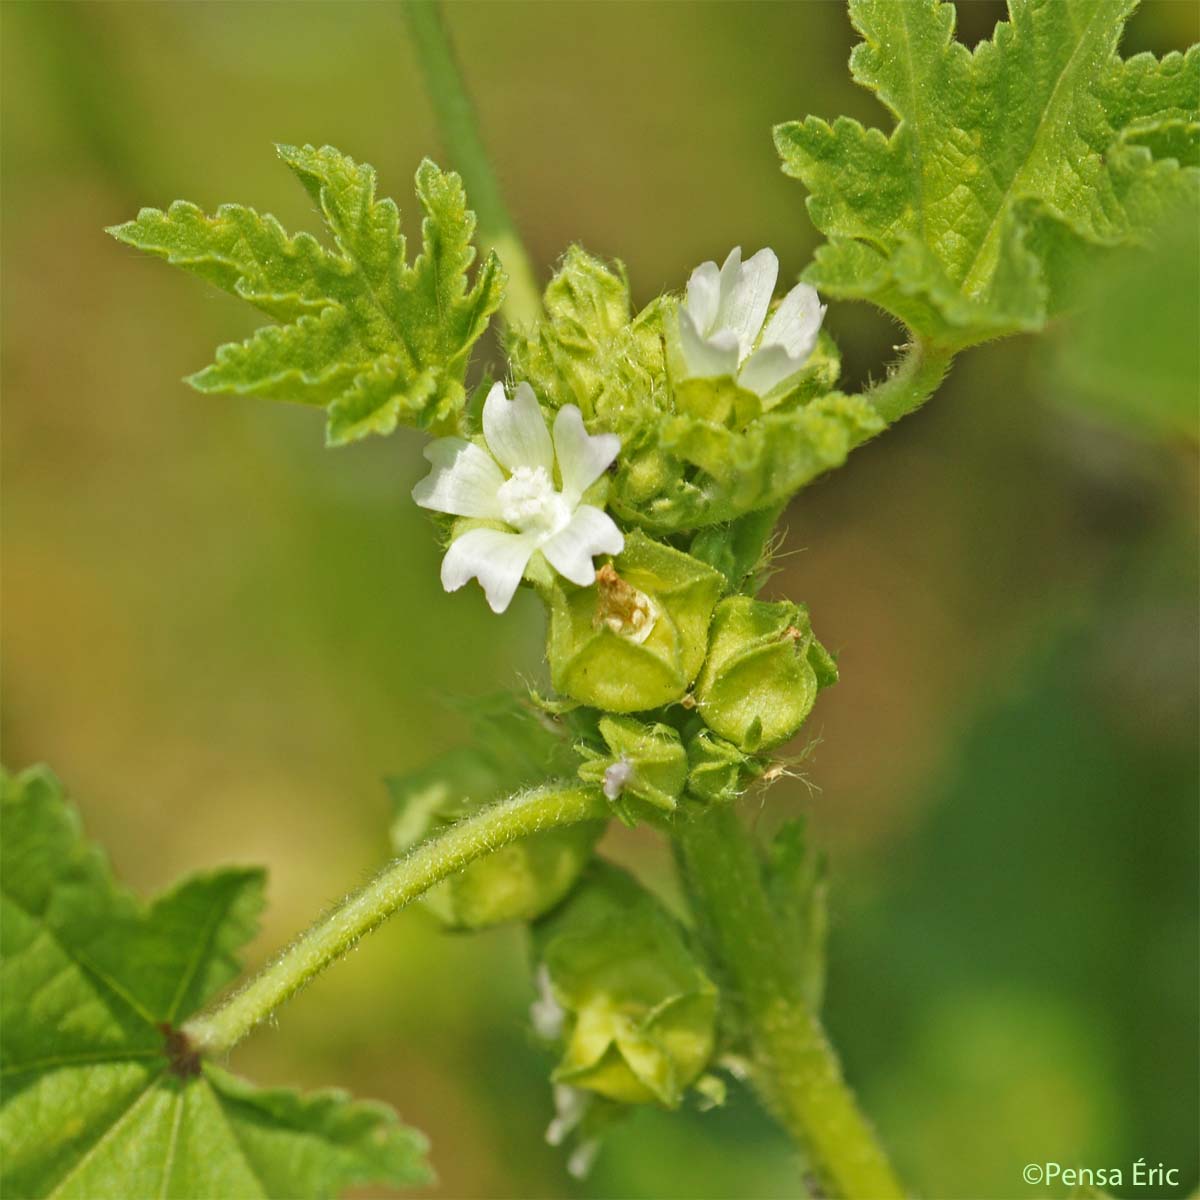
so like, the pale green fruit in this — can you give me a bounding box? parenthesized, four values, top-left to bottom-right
(694, 595, 837, 751)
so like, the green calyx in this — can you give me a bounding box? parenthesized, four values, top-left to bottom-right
(685, 727, 760, 805)
(694, 596, 838, 752)
(532, 862, 718, 1108)
(577, 715, 689, 818)
(542, 531, 726, 713)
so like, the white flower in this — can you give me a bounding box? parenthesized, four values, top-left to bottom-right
(413, 381, 624, 613)
(677, 246, 826, 398)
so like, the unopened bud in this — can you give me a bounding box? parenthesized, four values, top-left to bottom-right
(685, 727, 757, 804)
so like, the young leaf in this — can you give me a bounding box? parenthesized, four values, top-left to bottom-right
(0, 765, 431, 1199)
(107, 145, 504, 445)
(775, 0, 1200, 349)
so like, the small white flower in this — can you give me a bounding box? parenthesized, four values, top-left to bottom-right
(677, 246, 826, 398)
(602, 758, 635, 800)
(413, 382, 624, 613)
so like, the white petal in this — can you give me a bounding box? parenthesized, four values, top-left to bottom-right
(440, 527, 538, 613)
(540, 505, 624, 587)
(717, 246, 743, 308)
(683, 259, 721, 335)
(482, 381, 553, 475)
(718, 247, 778, 360)
(760, 281, 825, 359)
(412, 438, 505, 519)
(738, 343, 805, 397)
(677, 306, 740, 380)
(553, 405, 620, 503)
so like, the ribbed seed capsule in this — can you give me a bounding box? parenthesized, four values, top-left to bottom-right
(694, 595, 837, 751)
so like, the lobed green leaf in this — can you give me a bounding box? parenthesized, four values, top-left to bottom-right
(775, 0, 1200, 348)
(108, 145, 504, 444)
(0, 765, 431, 1199)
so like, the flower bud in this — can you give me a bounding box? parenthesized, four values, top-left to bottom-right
(390, 754, 603, 931)
(694, 596, 837, 751)
(577, 716, 689, 816)
(543, 531, 726, 712)
(532, 863, 718, 1107)
(685, 727, 758, 804)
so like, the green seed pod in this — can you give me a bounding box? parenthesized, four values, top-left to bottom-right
(391, 762, 603, 930)
(577, 715, 689, 816)
(532, 862, 718, 1108)
(389, 698, 604, 930)
(543, 531, 726, 713)
(694, 595, 838, 751)
(685, 727, 758, 805)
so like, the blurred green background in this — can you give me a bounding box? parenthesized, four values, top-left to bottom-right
(3, 3, 1197, 1198)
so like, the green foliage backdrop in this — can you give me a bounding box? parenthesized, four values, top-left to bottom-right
(2, 3, 1196, 1197)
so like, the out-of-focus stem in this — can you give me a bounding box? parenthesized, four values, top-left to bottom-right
(675, 805, 906, 1200)
(404, 0, 543, 327)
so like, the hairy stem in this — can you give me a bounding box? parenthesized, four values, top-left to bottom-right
(863, 335, 955, 426)
(404, 0, 543, 327)
(675, 805, 906, 1200)
(186, 785, 606, 1055)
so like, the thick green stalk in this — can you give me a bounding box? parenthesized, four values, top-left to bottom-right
(675, 805, 906, 1200)
(186, 785, 606, 1054)
(863, 335, 955, 426)
(404, 0, 542, 327)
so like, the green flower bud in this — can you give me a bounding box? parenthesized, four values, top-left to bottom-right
(532, 863, 718, 1108)
(577, 716, 689, 816)
(543, 531, 726, 713)
(685, 727, 758, 804)
(389, 698, 604, 929)
(694, 596, 838, 751)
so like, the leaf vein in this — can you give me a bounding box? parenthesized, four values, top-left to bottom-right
(44, 1068, 166, 1198)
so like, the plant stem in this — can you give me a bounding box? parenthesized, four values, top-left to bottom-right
(404, 0, 543, 327)
(675, 805, 906, 1200)
(863, 335, 955, 426)
(185, 785, 606, 1055)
